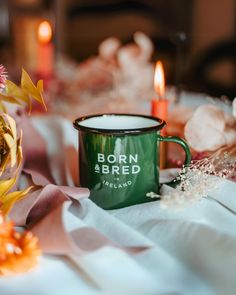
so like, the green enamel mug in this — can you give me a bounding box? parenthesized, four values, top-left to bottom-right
(73, 114, 191, 209)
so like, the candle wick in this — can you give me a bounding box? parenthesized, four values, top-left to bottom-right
(155, 91, 163, 100)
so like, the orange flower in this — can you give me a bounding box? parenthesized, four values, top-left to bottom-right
(0, 212, 41, 276)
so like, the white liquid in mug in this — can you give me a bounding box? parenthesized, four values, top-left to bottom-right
(78, 115, 160, 130)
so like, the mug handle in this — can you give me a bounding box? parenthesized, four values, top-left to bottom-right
(157, 135, 191, 188)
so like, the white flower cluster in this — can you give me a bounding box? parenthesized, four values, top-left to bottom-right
(149, 147, 236, 209)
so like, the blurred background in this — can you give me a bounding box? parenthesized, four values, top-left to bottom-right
(1, 0, 236, 99)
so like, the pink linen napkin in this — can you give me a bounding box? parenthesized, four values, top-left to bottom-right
(10, 115, 148, 257)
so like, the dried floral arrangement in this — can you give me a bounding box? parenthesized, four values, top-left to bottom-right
(46, 32, 155, 118)
(185, 100, 236, 152)
(148, 146, 236, 209)
(0, 65, 45, 275)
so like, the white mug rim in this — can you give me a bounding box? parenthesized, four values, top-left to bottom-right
(73, 113, 166, 135)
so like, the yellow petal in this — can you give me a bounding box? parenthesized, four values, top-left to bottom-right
(0, 101, 6, 112)
(16, 132, 23, 165)
(37, 80, 47, 111)
(16, 145, 23, 169)
(19, 130, 23, 146)
(21, 70, 40, 100)
(0, 154, 10, 176)
(0, 116, 7, 132)
(3, 133, 17, 168)
(5, 80, 29, 104)
(0, 116, 20, 174)
(21, 69, 46, 110)
(0, 177, 17, 197)
(0, 186, 33, 215)
(37, 80, 44, 93)
(5, 114, 17, 140)
(0, 93, 22, 105)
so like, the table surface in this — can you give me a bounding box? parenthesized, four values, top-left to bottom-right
(1, 179, 236, 295)
(0, 92, 235, 295)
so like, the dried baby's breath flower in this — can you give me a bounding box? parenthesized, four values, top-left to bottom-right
(148, 147, 236, 209)
(0, 212, 41, 276)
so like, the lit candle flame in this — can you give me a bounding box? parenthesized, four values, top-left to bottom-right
(154, 61, 165, 98)
(38, 21, 52, 44)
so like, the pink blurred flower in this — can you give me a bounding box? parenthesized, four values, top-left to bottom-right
(0, 65, 7, 89)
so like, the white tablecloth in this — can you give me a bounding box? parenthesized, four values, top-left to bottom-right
(0, 115, 236, 295)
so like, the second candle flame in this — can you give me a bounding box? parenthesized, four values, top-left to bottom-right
(154, 61, 165, 98)
(38, 21, 52, 44)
